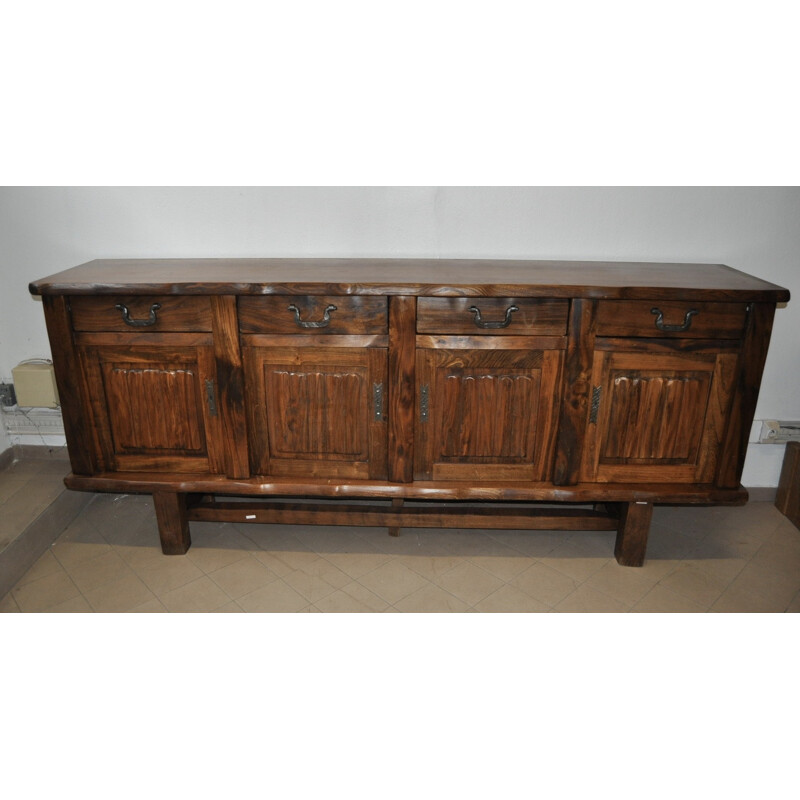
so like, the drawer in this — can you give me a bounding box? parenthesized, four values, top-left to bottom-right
(70, 295, 213, 332)
(595, 301, 748, 338)
(417, 298, 568, 335)
(239, 296, 387, 334)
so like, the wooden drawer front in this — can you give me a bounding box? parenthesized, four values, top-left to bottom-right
(596, 301, 748, 339)
(70, 296, 213, 332)
(239, 296, 387, 334)
(417, 298, 568, 335)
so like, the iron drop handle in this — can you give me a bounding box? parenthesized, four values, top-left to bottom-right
(287, 303, 337, 329)
(115, 302, 162, 327)
(467, 304, 519, 329)
(650, 307, 698, 332)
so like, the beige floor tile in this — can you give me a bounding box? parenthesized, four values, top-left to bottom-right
(725, 562, 800, 608)
(0, 477, 66, 546)
(511, 562, 580, 606)
(689, 526, 772, 561)
(395, 554, 463, 581)
(112, 543, 165, 571)
(356, 560, 430, 604)
(16, 549, 65, 586)
(323, 551, 394, 579)
(632, 585, 706, 613)
(252, 547, 324, 576)
(0, 592, 21, 612)
(634, 557, 684, 581)
(484, 530, 565, 558)
(749, 539, 800, 578)
(710, 584, 786, 613)
(294, 525, 382, 555)
(237, 579, 310, 612)
(434, 560, 505, 606)
(65, 549, 137, 594)
(0, 479, 28, 505)
(681, 556, 747, 584)
(539, 542, 610, 582)
(564, 530, 617, 557)
(84, 573, 158, 612)
(314, 581, 390, 612)
(212, 601, 244, 612)
(395, 583, 470, 612)
(645, 524, 701, 559)
(12, 570, 81, 613)
(281, 559, 351, 603)
(132, 556, 206, 596)
(555, 585, 630, 612)
(467, 553, 536, 583)
(207, 556, 279, 599)
(186, 545, 250, 575)
(473, 584, 550, 612)
(46, 595, 94, 612)
(430, 530, 514, 557)
(585, 561, 660, 606)
(51, 539, 113, 572)
(130, 598, 168, 612)
(785, 591, 800, 613)
(657, 563, 730, 608)
(765, 520, 800, 549)
(161, 575, 232, 612)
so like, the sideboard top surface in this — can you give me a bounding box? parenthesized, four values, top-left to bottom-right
(29, 258, 790, 301)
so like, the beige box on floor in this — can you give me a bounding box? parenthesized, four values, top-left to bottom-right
(11, 362, 59, 408)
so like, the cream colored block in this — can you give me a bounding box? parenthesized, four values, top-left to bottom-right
(11, 362, 59, 408)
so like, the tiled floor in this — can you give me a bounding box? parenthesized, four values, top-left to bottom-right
(2, 455, 800, 612)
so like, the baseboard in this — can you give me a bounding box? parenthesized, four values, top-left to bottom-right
(745, 486, 778, 502)
(0, 489, 93, 599)
(0, 447, 13, 472)
(0, 444, 70, 472)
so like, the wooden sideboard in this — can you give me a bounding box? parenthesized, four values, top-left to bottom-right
(29, 259, 790, 566)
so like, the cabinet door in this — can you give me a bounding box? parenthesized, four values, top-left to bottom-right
(414, 348, 563, 481)
(80, 344, 222, 473)
(582, 349, 738, 483)
(243, 346, 388, 479)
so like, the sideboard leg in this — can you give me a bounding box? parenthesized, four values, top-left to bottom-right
(153, 491, 192, 555)
(614, 501, 653, 567)
(388, 498, 404, 537)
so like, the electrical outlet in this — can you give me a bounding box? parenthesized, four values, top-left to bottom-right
(0, 382, 17, 407)
(759, 420, 800, 443)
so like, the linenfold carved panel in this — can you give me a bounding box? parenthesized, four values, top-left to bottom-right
(438, 371, 539, 461)
(102, 363, 206, 453)
(265, 367, 368, 459)
(601, 372, 711, 464)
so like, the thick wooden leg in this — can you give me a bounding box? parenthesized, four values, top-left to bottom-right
(153, 491, 192, 554)
(614, 501, 653, 567)
(388, 498, 404, 537)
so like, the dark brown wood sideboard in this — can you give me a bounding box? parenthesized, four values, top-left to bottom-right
(29, 259, 790, 566)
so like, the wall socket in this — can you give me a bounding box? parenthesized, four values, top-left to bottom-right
(0, 383, 17, 407)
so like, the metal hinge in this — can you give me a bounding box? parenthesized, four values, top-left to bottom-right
(420, 384, 429, 423)
(589, 385, 601, 424)
(205, 379, 218, 417)
(373, 382, 386, 422)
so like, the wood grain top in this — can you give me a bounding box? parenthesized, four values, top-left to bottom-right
(29, 258, 791, 301)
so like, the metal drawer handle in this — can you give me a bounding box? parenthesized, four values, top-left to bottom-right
(650, 307, 698, 332)
(467, 304, 519, 329)
(115, 302, 162, 327)
(287, 303, 337, 329)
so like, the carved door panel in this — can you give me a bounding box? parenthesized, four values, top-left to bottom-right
(243, 346, 388, 479)
(80, 344, 223, 472)
(582, 349, 738, 483)
(414, 348, 563, 481)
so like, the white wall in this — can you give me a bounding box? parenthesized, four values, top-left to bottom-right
(1, 187, 797, 484)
